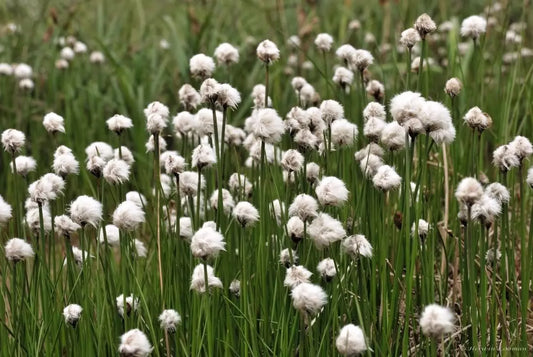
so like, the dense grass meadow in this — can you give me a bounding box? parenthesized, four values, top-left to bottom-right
(1, 0, 533, 355)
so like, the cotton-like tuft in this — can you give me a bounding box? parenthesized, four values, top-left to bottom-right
(280, 248, 298, 268)
(455, 177, 484, 206)
(112, 201, 145, 231)
(414, 13, 437, 39)
(11, 155, 36, 176)
(420, 304, 456, 339)
(461, 15, 487, 39)
(363, 102, 386, 121)
(317, 258, 337, 281)
(291, 283, 328, 315)
(342, 234, 373, 258)
(445, 78, 462, 97)
(400, 28, 421, 48)
(179, 171, 205, 196)
(364, 117, 386, 142)
(366, 80, 385, 101)
(53, 152, 79, 177)
(210, 189, 235, 214)
(54, 215, 81, 237)
(228, 173, 253, 197)
(214, 43, 239, 65)
(63, 304, 83, 327)
(331, 119, 358, 147)
(372, 165, 402, 191)
(116, 294, 139, 317)
(351, 49, 374, 71)
(284, 265, 312, 289)
(99, 224, 120, 246)
(411, 219, 430, 238)
(89, 51, 105, 63)
(190, 264, 223, 293)
(189, 53, 215, 79)
(159, 309, 182, 333)
(314, 33, 334, 51)
(336, 324, 367, 356)
(492, 145, 520, 172)
(471, 194, 502, 225)
(103, 159, 130, 184)
(145, 135, 167, 153)
(106, 114, 133, 134)
(190, 226, 226, 259)
(5, 238, 34, 262)
(43, 112, 65, 133)
(233, 201, 259, 227)
(200, 78, 221, 103)
(144, 101, 169, 134)
(70, 195, 103, 227)
(0, 196, 13, 224)
(281, 149, 304, 172)
(308, 213, 346, 249)
(390, 91, 425, 126)
(332, 67, 354, 89)
(527, 167, 533, 188)
(118, 329, 153, 357)
(485, 183, 510, 204)
(320, 100, 344, 125)
(13, 63, 32, 79)
(251, 108, 284, 144)
(509, 136, 533, 161)
(86, 155, 106, 178)
(85, 141, 114, 161)
(256, 39, 280, 64)
(463, 106, 491, 132)
(336, 44, 357, 64)
(192, 143, 216, 169)
(60, 46, 75, 60)
(178, 84, 201, 110)
(216, 83, 241, 109)
(2, 129, 25, 154)
(287, 216, 305, 243)
(289, 194, 318, 222)
(316, 176, 349, 206)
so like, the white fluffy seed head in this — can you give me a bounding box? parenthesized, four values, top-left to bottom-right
(342, 234, 373, 258)
(53, 152, 79, 177)
(251, 108, 284, 144)
(159, 309, 181, 333)
(228, 173, 253, 197)
(210, 189, 235, 214)
(281, 149, 304, 172)
(99, 224, 120, 246)
(336, 324, 367, 356)
(192, 143, 216, 169)
(527, 167, 533, 188)
(287, 216, 305, 243)
(2, 129, 25, 154)
(390, 91, 425, 126)
(455, 177, 483, 207)
(366, 80, 385, 101)
(280, 248, 299, 267)
(11, 155, 36, 176)
(289, 194, 318, 222)
(70, 195, 103, 227)
(411, 219, 430, 238)
(317, 258, 337, 281)
(112, 201, 145, 231)
(420, 304, 456, 339)
(43, 112, 65, 133)
(13, 63, 32, 79)
(178, 84, 201, 111)
(351, 49, 374, 71)
(54, 215, 81, 237)
(492, 144, 520, 172)
(164, 152, 186, 176)
(190, 264, 223, 293)
(461, 15, 487, 39)
(116, 294, 139, 318)
(5, 238, 34, 262)
(364, 117, 386, 142)
(216, 83, 241, 109)
(291, 283, 328, 315)
(256, 39, 280, 64)
(144, 101, 169, 134)
(372, 165, 402, 191)
(320, 100, 344, 125)
(190, 226, 226, 259)
(463, 106, 491, 132)
(284, 265, 312, 288)
(332, 67, 354, 89)
(200, 78, 221, 103)
(189, 53, 215, 79)
(63, 304, 83, 327)
(445, 77, 462, 97)
(414, 13, 437, 39)
(331, 119, 358, 147)
(509, 136, 533, 161)
(363, 102, 386, 122)
(214, 43, 239, 65)
(308, 213, 346, 249)
(179, 171, 205, 196)
(314, 33, 334, 52)
(400, 28, 421, 48)
(316, 176, 349, 207)
(89, 51, 105, 63)
(103, 159, 130, 184)
(0, 196, 13, 225)
(233, 201, 259, 227)
(485, 183, 510, 204)
(106, 114, 133, 134)
(336, 44, 357, 64)
(118, 329, 153, 357)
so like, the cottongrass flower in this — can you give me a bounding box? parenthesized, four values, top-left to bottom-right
(179, 171, 205, 197)
(380, 122, 406, 151)
(411, 219, 430, 238)
(486, 248, 502, 264)
(73, 41, 87, 53)
(308, 213, 346, 249)
(336, 44, 357, 65)
(210, 189, 235, 214)
(53, 152, 79, 178)
(11, 156, 36, 177)
(2, 129, 25, 154)
(228, 173, 253, 197)
(492, 144, 520, 172)
(192, 143, 216, 169)
(414, 13, 437, 39)
(400, 28, 421, 49)
(351, 49, 374, 72)
(145, 135, 167, 153)
(54, 215, 81, 238)
(214, 43, 239, 65)
(509, 136, 533, 162)
(251, 84, 271, 109)
(331, 119, 358, 147)
(463, 106, 492, 132)
(291, 283, 328, 316)
(28, 175, 63, 203)
(85, 141, 114, 162)
(103, 159, 130, 184)
(389, 91, 425, 127)
(269, 199, 285, 224)
(116, 294, 139, 317)
(159, 309, 181, 333)
(106, 114, 133, 135)
(315, 33, 334, 52)
(200, 78, 220, 103)
(63, 304, 83, 327)
(445, 78, 462, 97)
(43, 112, 65, 134)
(281, 149, 304, 173)
(287, 216, 305, 243)
(60, 46, 75, 60)
(216, 83, 241, 109)
(112, 201, 145, 231)
(118, 329, 153, 357)
(190, 263, 223, 293)
(56, 59, 68, 70)
(0, 63, 13, 75)
(233, 201, 259, 227)
(289, 194, 318, 222)
(471, 194, 502, 226)
(256, 39, 280, 64)
(89, 51, 105, 63)
(317, 258, 337, 281)
(86, 155, 106, 178)
(99, 224, 120, 246)
(364, 118, 386, 142)
(70, 195, 103, 227)
(485, 183, 510, 204)
(164, 152, 186, 176)
(190, 226, 226, 259)
(316, 176, 349, 207)
(366, 80, 385, 101)
(455, 177, 483, 207)
(144, 101, 169, 134)
(527, 167, 533, 188)
(71, 247, 92, 266)
(284, 265, 312, 289)
(342, 234, 373, 258)
(280, 248, 298, 268)
(114, 147, 134, 165)
(306, 162, 321, 183)
(461, 15, 487, 40)
(13, 63, 32, 79)
(420, 304, 456, 339)
(0, 196, 12, 225)
(320, 99, 344, 125)
(178, 85, 201, 111)
(229, 280, 241, 298)
(5, 238, 34, 262)
(372, 165, 402, 191)
(333, 67, 354, 91)
(134, 239, 147, 258)
(251, 108, 285, 144)
(189, 53, 215, 79)
(336, 324, 367, 356)
(19, 78, 34, 90)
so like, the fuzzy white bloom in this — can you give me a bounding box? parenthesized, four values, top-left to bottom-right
(509, 136, 533, 161)
(372, 165, 402, 191)
(300, 84, 316, 107)
(471, 194, 502, 225)
(60, 47, 75, 61)
(316, 176, 349, 207)
(116, 294, 139, 317)
(173, 111, 196, 137)
(217, 83, 241, 109)
(89, 51, 105, 64)
(85, 143, 113, 165)
(179, 171, 205, 196)
(420, 101, 452, 133)
(486, 248, 501, 264)
(106, 114, 133, 134)
(164, 152, 186, 176)
(124, 192, 146, 210)
(333, 67, 354, 89)
(461, 15, 487, 39)
(414, 13, 437, 39)
(19, 78, 34, 90)
(70, 195, 103, 227)
(351, 49, 374, 71)
(63, 304, 83, 327)
(455, 177, 483, 206)
(251, 84, 272, 109)
(331, 119, 358, 147)
(190, 226, 226, 259)
(190, 53, 215, 79)
(210, 189, 235, 214)
(342, 234, 373, 258)
(269, 199, 285, 224)
(355, 142, 385, 160)
(98, 224, 120, 246)
(214, 43, 239, 65)
(527, 167, 533, 188)
(2, 129, 25, 154)
(5, 238, 34, 262)
(306, 162, 321, 183)
(429, 122, 456, 145)
(145, 135, 167, 153)
(70, 246, 92, 266)
(0, 63, 13, 75)
(177, 86, 201, 112)
(11, 155, 36, 176)
(281, 149, 304, 172)
(233, 201, 259, 227)
(485, 183, 510, 204)
(229, 279, 241, 297)
(420, 304, 456, 339)
(317, 258, 337, 281)
(320, 100, 344, 125)
(287, 35, 300, 48)
(336, 324, 367, 356)
(366, 80, 385, 101)
(445, 78, 462, 97)
(191, 143, 216, 169)
(289, 194, 318, 222)
(135, 239, 147, 258)
(256, 39, 280, 64)
(190, 263, 223, 293)
(287, 216, 305, 242)
(25, 206, 52, 233)
(228, 173, 253, 196)
(291, 283, 328, 315)
(463, 106, 491, 132)
(492, 144, 520, 172)
(363, 102, 386, 122)
(364, 117, 386, 142)
(118, 329, 152, 357)
(315, 33, 334, 51)
(112, 201, 145, 231)
(336, 44, 357, 64)
(390, 91, 425, 126)
(86, 155, 106, 177)
(43, 112, 65, 134)
(0, 196, 12, 225)
(411, 219, 430, 238)
(13, 63, 32, 79)
(400, 28, 421, 48)
(280, 248, 298, 267)
(55, 215, 81, 237)
(200, 78, 220, 104)
(144, 101, 169, 134)
(194, 108, 222, 136)
(284, 265, 312, 289)
(102, 159, 130, 184)
(114, 147, 134, 166)
(251, 108, 284, 144)
(53, 153, 79, 177)
(159, 309, 181, 333)
(27, 176, 61, 203)
(308, 213, 346, 249)
(73, 41, 87, 53)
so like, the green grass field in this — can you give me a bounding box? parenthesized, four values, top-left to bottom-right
(1, 0, 532, 355)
